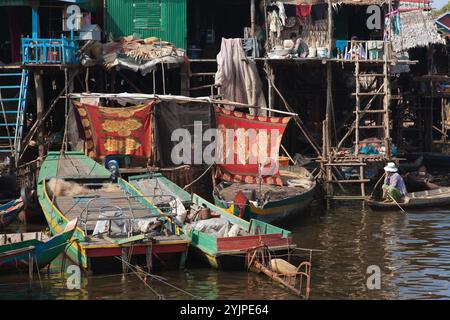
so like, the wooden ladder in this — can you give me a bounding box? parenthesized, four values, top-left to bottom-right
(185, 59, 218, 97)
(326, 56, 391, 200)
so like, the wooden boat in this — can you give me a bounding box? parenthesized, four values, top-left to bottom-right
(128, 173, 296, 270)
(18, 189, 43, 224)
(37, 151, 189, 274)
(404, 152, 450, 168)
(0, 197, 25, 228)
(213, 166, 316, 224)
(0, 219, 77, 273)
(366, 187, 450, 210)
(404, 171, 440, 192)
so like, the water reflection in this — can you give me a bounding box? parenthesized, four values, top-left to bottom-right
(1, 202, 450, 299)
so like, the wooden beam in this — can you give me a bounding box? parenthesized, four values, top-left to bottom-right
(34, 70, 45, 159)
(251, 0, 256, 38)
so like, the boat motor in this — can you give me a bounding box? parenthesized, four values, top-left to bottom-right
(106, 159, 120, 183)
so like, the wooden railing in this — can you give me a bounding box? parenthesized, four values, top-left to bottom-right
(335, 40, 385, 61)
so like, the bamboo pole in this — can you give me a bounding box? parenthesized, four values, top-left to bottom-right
(67, 93, 298, 116)
(265, 78, 322, 156)
(355, 61, 360, 155)
(20, 70, 80, 160)
(251, 0, 256, 38)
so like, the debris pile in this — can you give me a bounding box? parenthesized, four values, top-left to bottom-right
(102, 35, 187, 75)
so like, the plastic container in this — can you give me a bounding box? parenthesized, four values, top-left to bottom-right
(317, 47, 329, 58)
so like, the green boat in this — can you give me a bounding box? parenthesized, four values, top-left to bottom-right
(128, 173, 296, 270)
(37, 151, 189, 274)
(0, 219, 77, 273)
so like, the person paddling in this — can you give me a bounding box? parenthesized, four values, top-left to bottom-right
(382, 162, 407, 203)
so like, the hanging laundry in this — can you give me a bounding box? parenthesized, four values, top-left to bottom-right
(335, 40, 348, 55)
(269, 10, 283, 38)
(296, 5, 312, 22)
(275, 1, 287, 26)
(393, 14, 401, 35)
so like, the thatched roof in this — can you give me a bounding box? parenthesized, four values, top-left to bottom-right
(392, 10, 445, 53)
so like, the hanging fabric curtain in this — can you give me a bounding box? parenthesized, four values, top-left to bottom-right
(215, 107, 291, 186)
(73, 100, 155, 159)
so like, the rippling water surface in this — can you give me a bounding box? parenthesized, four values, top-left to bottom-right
(1, 201, 450, 300)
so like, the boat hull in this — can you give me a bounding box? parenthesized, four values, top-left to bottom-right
(0, 225, 75, 273)
(37, 152, 190, 274)
(128, 174, 296, 270)
(0, 198, 24, 228)
(366, 187, 450, 210)
(214, 187, 315, 224)
(366, 198, 450, 211)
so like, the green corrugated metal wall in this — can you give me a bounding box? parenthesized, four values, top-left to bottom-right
(106, 0, 187, 49)
(0, 0, 29, 6)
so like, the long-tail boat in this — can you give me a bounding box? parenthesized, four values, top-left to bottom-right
(0, 219, 77, 273)
(128, 173, 296, 270)
(0, 197, 25, 229)
(37, 151, 189, 274)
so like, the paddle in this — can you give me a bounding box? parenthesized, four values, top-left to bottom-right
(387, 193, 407, 214)
(370, 172, 386, 198)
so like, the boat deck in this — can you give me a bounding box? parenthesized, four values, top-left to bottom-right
(218, 170, 316, 202)
(130, 179, 177, 206)
(49, 155, 106, 177)
(407, 187, 450, 199)
(53, 189, 159, 232)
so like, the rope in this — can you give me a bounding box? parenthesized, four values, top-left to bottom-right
(117, 256, 164, 300)
(183, 163, 214, 190)
(114, 256, 201, 299)
(33, 254, 43, 289)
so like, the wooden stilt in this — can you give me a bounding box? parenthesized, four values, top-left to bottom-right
(146, 245, 153, 273)
(34, 70, 45, 160)
(121, 248, 129, 274)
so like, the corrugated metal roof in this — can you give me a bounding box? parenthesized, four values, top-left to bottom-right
(106, 0, 187, 49)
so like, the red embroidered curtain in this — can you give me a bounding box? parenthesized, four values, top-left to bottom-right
(215, 107, 291, 186)
(73, 101, 155, 159)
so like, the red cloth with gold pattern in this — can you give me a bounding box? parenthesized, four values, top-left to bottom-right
(215, 107, 291, 186)
(73, 101, 155, 159)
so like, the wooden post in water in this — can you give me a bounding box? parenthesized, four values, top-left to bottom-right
(146, 245, 153, 273)
(324, 0, 334, 198)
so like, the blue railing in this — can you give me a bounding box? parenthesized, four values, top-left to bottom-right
(21, 35, 79, 64)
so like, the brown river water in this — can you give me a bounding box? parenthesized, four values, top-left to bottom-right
(1, 201, 450, 300)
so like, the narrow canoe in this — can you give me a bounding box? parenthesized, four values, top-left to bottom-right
(0, 218, 77, 272)
(37, 152, 189, 274)
(0, 197, 24, 229)
(213, 167, 316, 224)
(366, 187, 450, 210)
(129, 173, 296, 270)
